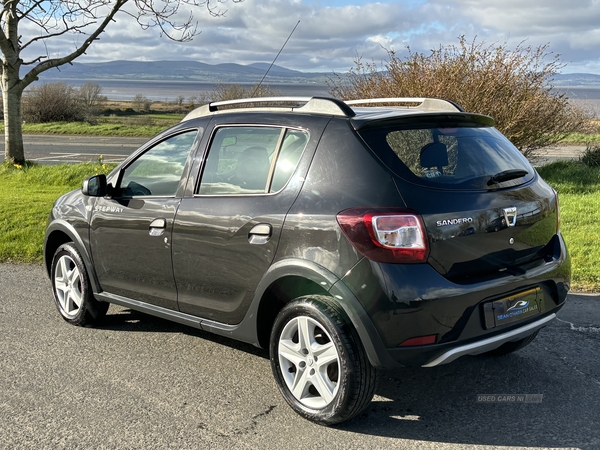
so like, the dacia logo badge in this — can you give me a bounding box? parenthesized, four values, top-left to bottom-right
(503, 207, 517, 227)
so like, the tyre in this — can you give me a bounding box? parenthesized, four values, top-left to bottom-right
(50, 243, 109, 326)
(270, 296, 378, 425)
(482, 330, 539, 356)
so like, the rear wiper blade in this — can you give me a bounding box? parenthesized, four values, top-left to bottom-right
(488, 169, 529, 185)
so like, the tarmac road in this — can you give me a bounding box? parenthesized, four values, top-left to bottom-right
(0, 135, 147, 164)
(0, 135, 589, 165)
(0, 263, 599, 449)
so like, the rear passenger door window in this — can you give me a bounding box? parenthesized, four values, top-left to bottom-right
(197, 126, 308, 195)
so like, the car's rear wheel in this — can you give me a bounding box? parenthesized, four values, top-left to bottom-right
(270, 296, 378, 425)
(483, 330, 539, 356)
(51, 243, 109, 326)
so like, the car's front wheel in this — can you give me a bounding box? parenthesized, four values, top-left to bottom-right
(51, 243, 109, 326)
(270, 296, 378, 425)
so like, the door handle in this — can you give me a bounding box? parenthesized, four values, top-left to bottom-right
(248, 223, 272, 245)
(149, 218, 167, 236)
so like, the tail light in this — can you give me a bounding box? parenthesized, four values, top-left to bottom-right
(336, 208, 429, 263)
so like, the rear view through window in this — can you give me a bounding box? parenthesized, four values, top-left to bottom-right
(360, 124, 534, 190)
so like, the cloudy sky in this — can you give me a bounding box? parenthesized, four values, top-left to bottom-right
(21, 0, 600, 74)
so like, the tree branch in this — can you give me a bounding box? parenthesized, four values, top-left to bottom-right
(21, 0, 128, 88)
(20, 21, 96, 53)
(21, 54, 45, 65)
(17, 0, 46, 20)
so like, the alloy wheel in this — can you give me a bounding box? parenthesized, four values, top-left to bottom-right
(277, 315, 341, 409)
(53, 254, 83, 319)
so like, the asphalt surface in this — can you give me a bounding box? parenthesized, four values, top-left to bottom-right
(0, 135, 147, 164)
(0, 263, 599, 449)
(0, 135, 589, 165)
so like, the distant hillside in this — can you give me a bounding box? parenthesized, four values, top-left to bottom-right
(37, 61, 600, 89)
(552, 73, 600, 87)
(38, 60, 333, 84)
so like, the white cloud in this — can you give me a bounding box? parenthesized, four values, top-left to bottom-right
(16, 0, 600, 74)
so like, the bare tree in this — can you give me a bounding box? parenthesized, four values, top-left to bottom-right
(209, 83, 281, 102)
(23, 82, 81, 122)
(79, 82, 105, 112)
(132, 93, 151, 112)
(1, 0, 243, 164)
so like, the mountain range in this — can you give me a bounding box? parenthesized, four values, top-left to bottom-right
(37, 60, 600, 88)
(552, 73, 600, 87)
(39, 60, 334, 84)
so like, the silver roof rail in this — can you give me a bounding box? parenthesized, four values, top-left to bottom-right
(182, 96, 355, 121)
(345, 97, 464, 112)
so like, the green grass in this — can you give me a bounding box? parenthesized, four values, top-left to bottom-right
(560, 133, 600, 145)
(1, 160, 598, 291)
(17, 122, 166, 137)
(0, 113, 184, 137)
(0, 162, 115, 263)
(537, 161, 600, 292)
(12, 124, 600, 143)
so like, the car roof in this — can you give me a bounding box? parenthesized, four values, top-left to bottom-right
(183, 97, 459, 118)
(180, 96, 494, 128)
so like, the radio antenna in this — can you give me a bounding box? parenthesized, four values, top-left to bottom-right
(251, 20, 300, 98)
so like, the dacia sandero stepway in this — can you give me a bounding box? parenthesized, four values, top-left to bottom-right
(45, 97, 570, 425)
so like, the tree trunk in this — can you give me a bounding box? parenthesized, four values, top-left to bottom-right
(3, 83, 24, 165)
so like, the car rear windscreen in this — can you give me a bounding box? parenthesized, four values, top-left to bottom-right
(358, 123, 535, 190)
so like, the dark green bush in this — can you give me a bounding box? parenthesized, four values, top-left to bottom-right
(581, 144, 600, 167)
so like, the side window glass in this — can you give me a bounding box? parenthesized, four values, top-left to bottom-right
(119, 130, 197, 197)
(198, 127, 281, 195)
(270, 129, 309, 192)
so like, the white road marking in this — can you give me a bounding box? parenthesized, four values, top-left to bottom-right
(30, 152, 129, 163)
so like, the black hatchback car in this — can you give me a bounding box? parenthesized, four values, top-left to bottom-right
(45, 96, 570, 425)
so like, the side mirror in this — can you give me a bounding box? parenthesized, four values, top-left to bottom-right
(82, 174, 107, 197)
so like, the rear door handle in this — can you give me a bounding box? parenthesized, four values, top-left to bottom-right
(248, 223, 272, 245)
(149, 218, 167, 236)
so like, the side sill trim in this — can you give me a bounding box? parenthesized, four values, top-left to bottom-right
(97, 292, 204, 329)
(421, 313, 556, 368)
(96, 291, 242, 336)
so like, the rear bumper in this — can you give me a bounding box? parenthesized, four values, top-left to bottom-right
(337, 232, 570, 369)
(421, 313, 555, 367)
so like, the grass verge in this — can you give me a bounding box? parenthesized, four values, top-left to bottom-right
(0, 113, 184, 138)
(6, 122, 600, 142)
(560, 133, 600, 145)
(537, 161, 600, 292)
(13, 121, 168, 138)
(0, 162, 115, 263)
(1, 160, 598, 291)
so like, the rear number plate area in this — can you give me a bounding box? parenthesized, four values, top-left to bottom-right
(483, 287, 542, 329)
